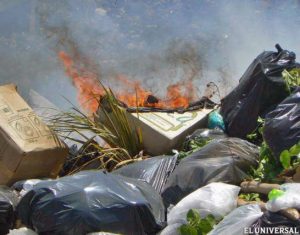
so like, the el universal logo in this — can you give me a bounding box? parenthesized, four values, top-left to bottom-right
(244, 227, 300, 234)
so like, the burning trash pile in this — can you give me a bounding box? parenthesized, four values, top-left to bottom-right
(1, 44, 300, 235)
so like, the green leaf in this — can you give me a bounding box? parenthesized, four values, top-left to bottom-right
(187, 209, 201, 224)
(289, 143, 300, 156)
(280, 150, 291, 169)
(178, 224, 198, 235)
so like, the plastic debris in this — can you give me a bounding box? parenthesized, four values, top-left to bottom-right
(17, 171, 165, 235)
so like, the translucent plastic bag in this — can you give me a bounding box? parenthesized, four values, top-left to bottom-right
(167, 182, 240, 225)
(208, 204, 263, 235)
(266, 183, 300, 212)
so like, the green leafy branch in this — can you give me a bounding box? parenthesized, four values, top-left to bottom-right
(178, 209, 220, 235)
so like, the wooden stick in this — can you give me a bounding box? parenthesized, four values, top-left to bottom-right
(240, 181, 280, 195)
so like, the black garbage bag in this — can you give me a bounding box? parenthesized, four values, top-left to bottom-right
(0, 186, 19, 235)
(263, 87, 300, 161)
(161, 138, 259, 207)
(250, 211, 300, 235)
(220, 44, 300, 139)
(114, 155, 177, 194)
(182, 128, 227, 151)
(17, 171, 165, 235)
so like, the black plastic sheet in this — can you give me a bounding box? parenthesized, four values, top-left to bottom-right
(17, 171, 165, 235)
(251, 211, 300, 235)
(161, 138, 259, 207)
(0, 186, 19, 235)
(114, 155, 177, 194)
(220, 44, 300, 139)
(263, 87, 300, 161)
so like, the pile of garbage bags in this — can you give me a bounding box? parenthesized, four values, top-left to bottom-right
(221, 44, 300, 139)
(1, 44, 300, 235)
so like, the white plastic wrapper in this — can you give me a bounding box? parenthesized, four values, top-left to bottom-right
(167, 182, 240, 225)
(8, 228, 38, 235)
(266, 183, 300, 212)
(208, 204, 263, 235)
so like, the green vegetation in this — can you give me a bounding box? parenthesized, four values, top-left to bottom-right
(239, 193, 260, 202)
(178, 209, 219, 235)
(179, 138, 211, 159)
(279, 141, 300, 169)
(282, 68, 300, 93)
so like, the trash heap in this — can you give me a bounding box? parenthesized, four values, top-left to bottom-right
(1, 44, 300, 235)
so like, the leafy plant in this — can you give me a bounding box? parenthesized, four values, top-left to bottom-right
(249, 141, 282, 182)
(178, 209, 219, 235)
(246, 116, 264, 143)
(282, 68, 300, 94)
(279, 141, 300, 169)
(49, 86, 144, 173)
(179, 138, 211, 159)
(239, 193, 260, 202)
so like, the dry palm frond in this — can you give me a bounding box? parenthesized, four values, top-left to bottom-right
(49, 85, 144, 174)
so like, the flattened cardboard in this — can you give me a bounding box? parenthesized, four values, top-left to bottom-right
(0, 84, 68, 185)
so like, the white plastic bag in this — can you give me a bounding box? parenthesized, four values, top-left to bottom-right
(208, 204, 263, 235)
(266, 183, 300, 212)
(167, 182, 240, 225)
(158, 223, 181, 235)
(8, 228, 38, 235)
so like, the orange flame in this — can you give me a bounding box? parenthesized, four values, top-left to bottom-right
(58, 51, 197, 113)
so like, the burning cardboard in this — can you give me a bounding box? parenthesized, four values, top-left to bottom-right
(0, 84, 68, 185)
(126, 109, 212, 155)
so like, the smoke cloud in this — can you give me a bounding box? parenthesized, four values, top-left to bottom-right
(0, 0, 300, 108)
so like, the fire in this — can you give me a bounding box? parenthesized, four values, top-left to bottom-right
(58, 51, 197, 113)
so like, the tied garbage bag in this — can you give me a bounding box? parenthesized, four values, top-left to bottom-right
(17, 171, 165, 235)
(263, 87, 300, 160)
(182, 128, 226, 152)
(266, 183, 300, 212)
(0, 186, 19, 235)
(250, 211, 300, 235)
(220, 44, 300, 138)
(161, 138, 259, 206)
(208, 204, 263, 235)
(114, 155, 177, 193)
(159, 183, 240, 235)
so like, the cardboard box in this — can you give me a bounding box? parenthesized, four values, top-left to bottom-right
(126, 109, 212, 155)
(0, 84, 68, 185)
